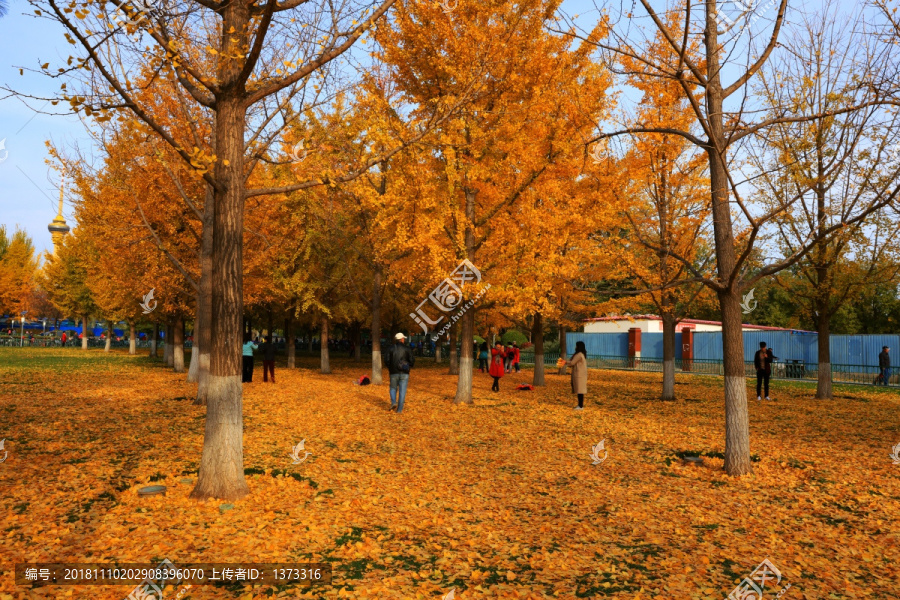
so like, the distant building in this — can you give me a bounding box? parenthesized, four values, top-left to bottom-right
(583, 315, 807, 334)
(48, 178, 70, 254)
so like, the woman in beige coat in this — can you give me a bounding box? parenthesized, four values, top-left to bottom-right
(566, 340, 588, 410)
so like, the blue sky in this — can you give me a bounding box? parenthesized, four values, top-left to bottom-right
(0, 0, 598, 256)
(0, 4, 90, 256)
(0, 0, 782, 257)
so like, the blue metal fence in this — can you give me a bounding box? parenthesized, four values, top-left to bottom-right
(567, 331, 900, 366)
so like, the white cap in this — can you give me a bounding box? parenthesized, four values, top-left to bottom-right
(394, 332, 407, 340)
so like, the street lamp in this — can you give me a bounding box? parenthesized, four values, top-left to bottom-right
(20, 311, 27, 347)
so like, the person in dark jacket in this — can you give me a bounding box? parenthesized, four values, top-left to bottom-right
(384, 332, 415, 413)
(877, 346, 890, 385)
(753, 342, 775, 401)
(261, 335, 276, 383)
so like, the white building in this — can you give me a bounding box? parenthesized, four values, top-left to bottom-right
(583, 315, 793, 334)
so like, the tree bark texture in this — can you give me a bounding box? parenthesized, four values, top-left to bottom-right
(532, 313, 545, 386)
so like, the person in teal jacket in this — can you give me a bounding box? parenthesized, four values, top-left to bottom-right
(242, 333, 258, 383)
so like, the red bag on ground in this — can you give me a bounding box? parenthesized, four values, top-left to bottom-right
(357, 375, 371, 386)
(516, 384, 534, 391)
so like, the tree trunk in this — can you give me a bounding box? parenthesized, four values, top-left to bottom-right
(720, 291, 751, 474)
(286, 316, 295, 369)
(816, 313, 833, 399)
(448, 321, 459, 375)
(151, 322, 159, 357)
(705, 10, 751, 476)
(320, 317, 331, 374)
(173, 319, 185, 373)
(81, 315, 88, 350)
(454, 308, 476, 404)
(532, 312, 545, 386)
(188, 313, 199, 383)
(189, 84, 250, 501)
(453, 186, 477, 400)
(128, 322, 136, 355)
(104, 320, 112, 352)
(164, 321, 174, 367)
(194, 177, 215, 405)
(557, 323, 568, 375)
(352, 323, 362, 361)
(661, 312, 677, 401)
(371, 275, 383, 383)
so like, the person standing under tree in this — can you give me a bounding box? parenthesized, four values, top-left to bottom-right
(385, 332, 415, 413)
(262, 335, 276, 383)
(490, 341, 506, 391)
(478, 341, 489, 373)
(754, 342, 775, 401)
(877, 346, 890, 385)
(512, 342, 521, 373)
(242, 333, 258, 383)
(563, 340, 588, 410)
(503, 342, 513, 373)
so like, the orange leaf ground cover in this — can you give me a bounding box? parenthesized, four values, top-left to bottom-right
(0, 349, 898, 599)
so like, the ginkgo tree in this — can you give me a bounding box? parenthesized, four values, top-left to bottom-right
(573, 0, 899, 475)
(749, 4, 900, 399)
(377, 0, 614, 401)
(18, 0, 403, 500)
(600, 23, 712, 401)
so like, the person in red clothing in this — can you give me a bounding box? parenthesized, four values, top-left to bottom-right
(512, 343, 521, 373)
(61, 332, 67, 346)
(489, 341, 506, 392)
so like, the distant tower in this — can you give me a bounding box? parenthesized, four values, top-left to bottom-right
(48, 177, 71, 253)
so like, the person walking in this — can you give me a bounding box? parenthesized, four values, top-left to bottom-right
(242, 333, 258, 383)
(385, 332, 415, 413)
(878, 346, 890, 385)
(261, 335, 276, 383)
(754, 342, 775, 401)
(565, 340, 588, 410)
(61, 332, 67, 346)
(504, 342, 514, 373)
(489, 341, 506, 391)
(478, 342, 489, 373)
(512, 343, 521, 373)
